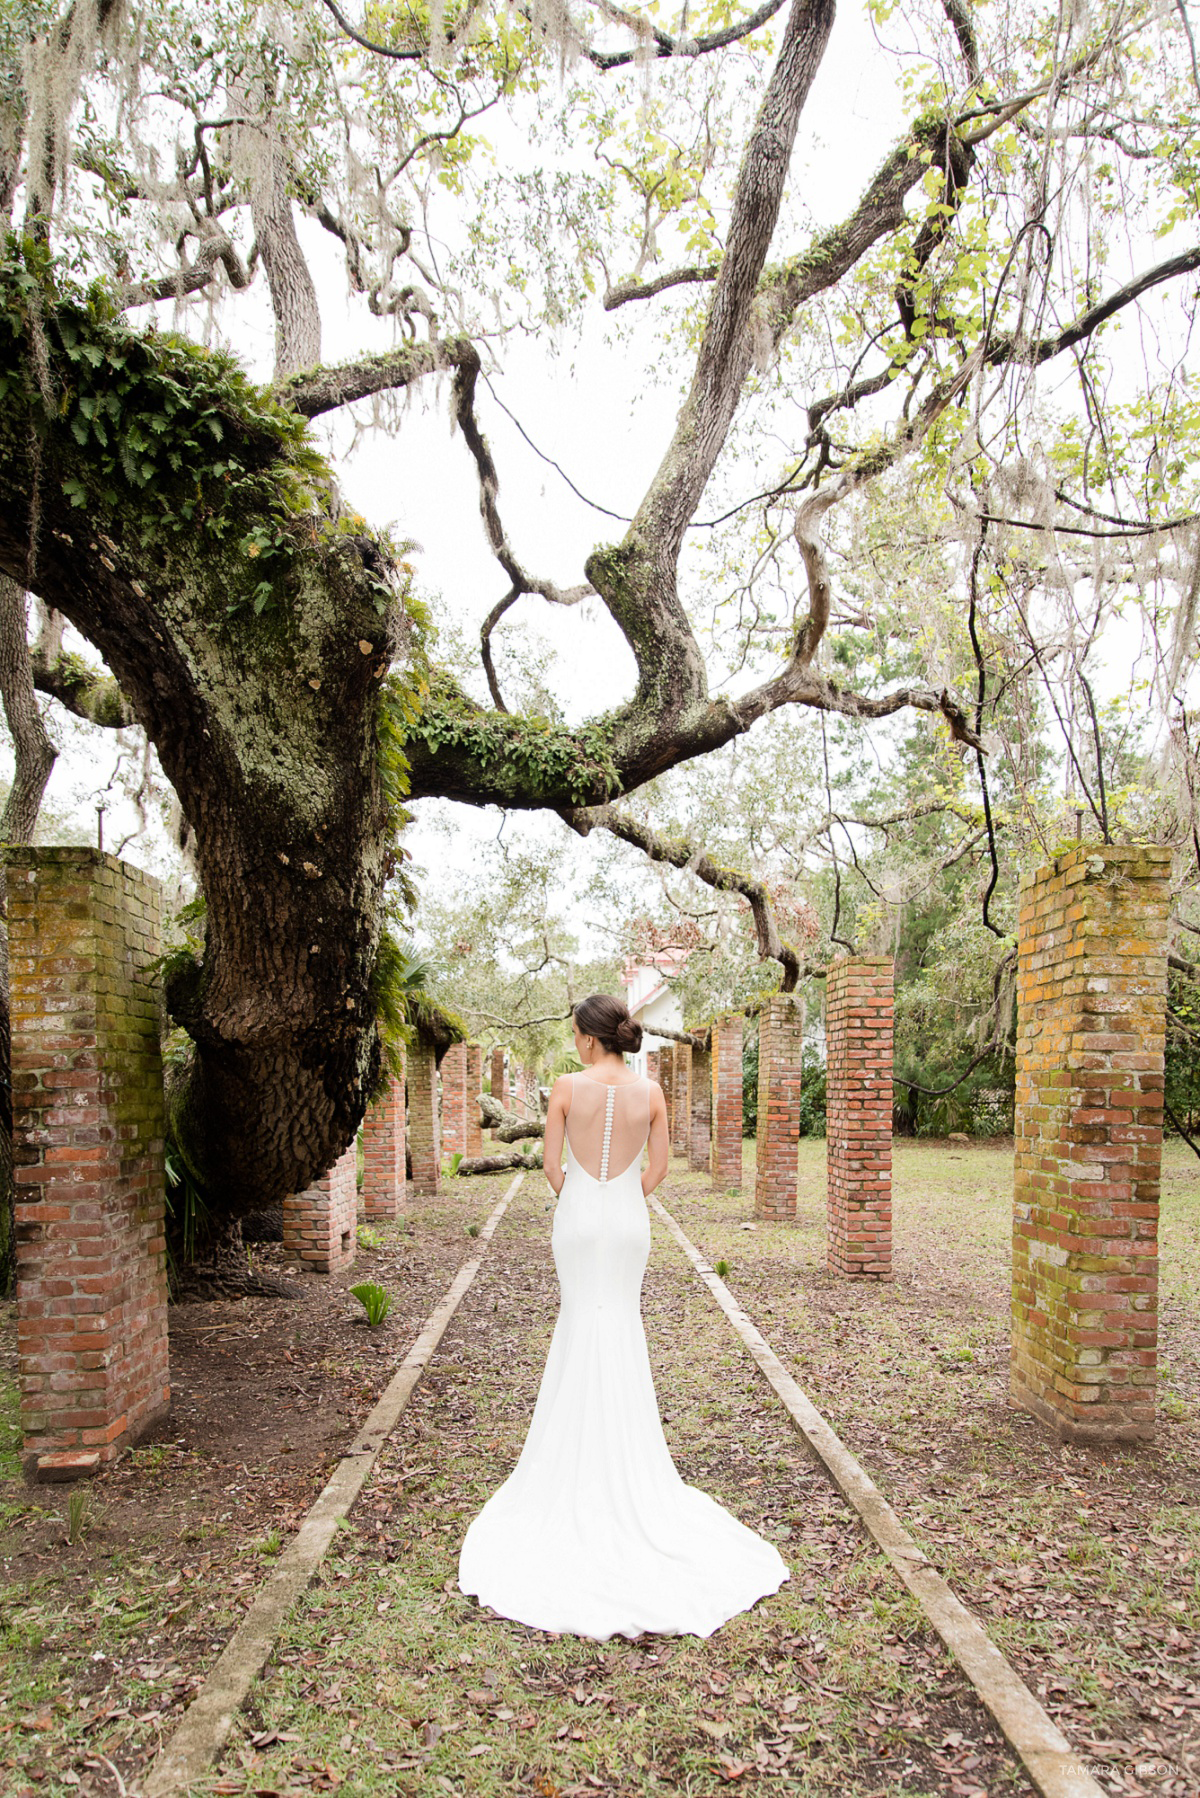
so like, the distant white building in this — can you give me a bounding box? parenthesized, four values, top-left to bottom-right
(621, 952, 686, 1075)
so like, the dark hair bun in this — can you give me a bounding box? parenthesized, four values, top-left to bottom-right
(573, 993, 642, 1057)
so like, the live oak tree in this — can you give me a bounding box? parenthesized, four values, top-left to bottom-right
(1, 0, 1199, 1214)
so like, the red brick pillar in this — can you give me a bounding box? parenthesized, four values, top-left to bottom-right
(408, 1043, 439, 1196)
(826, 958, 893, 1279)
(646, 1049, 661, 1085)
(672, 1044, 692, 1158)
(464, 1044, 483, 1158)
(440, 1043, 468, 1156)
(755, 994, 804, 1221)
(1012, 844, 1170, 1443)
(9, 848, 170, 1482)
(283, 1145, 357, 1273)
(710, 1016, 743, 1192)
(362, 1060, 405, 1221)
(689, 1047, 712, 1171)
(490, 1047, 507, 1115)
(659, 1049, 677, 1159)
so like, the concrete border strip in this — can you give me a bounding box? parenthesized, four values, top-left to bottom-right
(649, 1194, 1105, 1798)
(144, 1175, 524, 1798)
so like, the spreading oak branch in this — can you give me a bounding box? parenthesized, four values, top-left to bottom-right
(565, 803, 807, 991)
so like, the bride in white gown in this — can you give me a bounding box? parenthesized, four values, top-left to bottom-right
(458, 994, 789, 1640)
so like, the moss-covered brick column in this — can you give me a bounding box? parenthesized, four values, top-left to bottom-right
(659, 1049, 677, 1157)
(362, 1060, 405, 1221)
(407, 1044, 439, 1196)
(489, 1048, 507, 1133)
(464, 1044, 483, 1159)
(8, 847, 169, 1481)
(283, 1145, 357, 1273)
(826, 958, 893, 1279)
(755, 994, 805, 1222)
(711, 1016, 743, 1193)
(689, 1047, 712, 1171)
(440, 1044, 468, 1157)
(672, 1044, 692, 1158)
(1012, 844, 1170, 1443)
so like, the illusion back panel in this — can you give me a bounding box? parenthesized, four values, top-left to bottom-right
(565, 1075, 650, 1182)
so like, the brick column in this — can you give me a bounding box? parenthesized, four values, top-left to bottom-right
(672, 1044, 692, 1158)
(362, 1060, 405, 1221)
(440, 1043, 468, 1156)
(489, 1047, 507, 1120)
(710, 1016, 743, 1192)
(659, 1049, 677, 1159)
(689, 1047, 712, 1171)
(283, 1145, 357, 1273)
(826, 958, 893, 1279)
(407, 1043, 439, 1195)
(755, 995, 805, 1221)
(1012, 844, 1170, 1444)
(646, 1049, 661, 1085)
(464, 1044, 483, 1158)
(8, 848, 169, 1481)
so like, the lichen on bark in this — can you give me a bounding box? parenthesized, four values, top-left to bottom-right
(0, 242, 415, 1211)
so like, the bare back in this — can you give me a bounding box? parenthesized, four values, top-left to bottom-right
(564, 1074, 651, 1183)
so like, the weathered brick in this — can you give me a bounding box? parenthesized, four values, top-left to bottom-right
(688, 1046, 712, 1171)
(489, 1047, 508, 1129)
(440, 1043, 469, 1157)
(710, 1016, 743, 1192)
(671, 1044, 692, 1160)
(826, 957, 893, 1280)
(283, 1145, 358, 1274)
(1011, 844, 1168, 1444)
(407, 1041, 439, 1196)
(659, 1049, 677, 1155)
(754, 994, 804, 1222)
(361, 1061, 405, 1220)
(9, 848, 169, 1481)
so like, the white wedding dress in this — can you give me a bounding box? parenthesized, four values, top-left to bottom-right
(458, 1072, 789, 1639)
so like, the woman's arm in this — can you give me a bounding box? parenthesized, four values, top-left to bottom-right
(641, 1083, 670, 1197)
(542, 1076, 570, 1196)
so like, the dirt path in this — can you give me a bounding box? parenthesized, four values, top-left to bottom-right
(0, 1176, 517, 1797)
(209, 1172, 1035, 1798)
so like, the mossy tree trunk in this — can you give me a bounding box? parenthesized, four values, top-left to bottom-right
(0, 271, 404, 1212)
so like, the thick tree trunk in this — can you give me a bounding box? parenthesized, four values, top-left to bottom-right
(171, 1213, 296, 1300)
(0, 270, 405, 1214)
(0, 575, 59, 1289)
(0, 577, 58, 840)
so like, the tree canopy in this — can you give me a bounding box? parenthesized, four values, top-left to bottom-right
(1, 0, 1198, 1210)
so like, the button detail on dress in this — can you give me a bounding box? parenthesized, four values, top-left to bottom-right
(598, 1085, 615, 1185)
